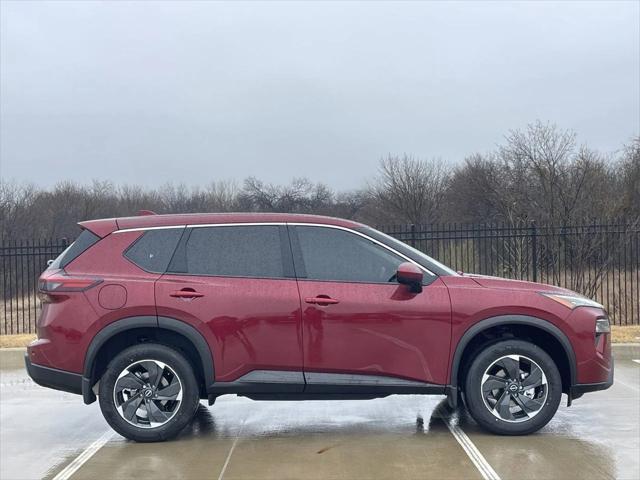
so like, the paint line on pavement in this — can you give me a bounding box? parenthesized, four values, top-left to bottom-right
(444, 420, 502, 480)
(52, 430, 114, 480)
(616, 378, 640, 393)
(435, 406, 501, 480)
(217, 419, 246, 480)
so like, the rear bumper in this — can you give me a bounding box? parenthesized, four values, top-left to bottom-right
(24, 354, 82, 396)
(571, 357, 614, 400)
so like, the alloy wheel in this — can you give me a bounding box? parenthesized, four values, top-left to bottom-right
(480, 354, 548, 423)
(113, 359, 183, 428)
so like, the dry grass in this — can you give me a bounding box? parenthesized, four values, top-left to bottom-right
(0, 334, 36, 348)
(611, 325, 640, 343)
(0, 294, 40, 335)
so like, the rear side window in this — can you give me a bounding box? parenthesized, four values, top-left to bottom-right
(48, 229, 100, 270)
(181, 225, 285, 278)
(125, 228, 183, 273)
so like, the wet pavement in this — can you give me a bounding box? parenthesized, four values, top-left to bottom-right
(1, 354, 638, 480)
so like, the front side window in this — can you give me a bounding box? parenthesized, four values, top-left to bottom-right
(183, 225, 285, 278)
(294, 226, 406, 283)
(359, 226, 456, 276)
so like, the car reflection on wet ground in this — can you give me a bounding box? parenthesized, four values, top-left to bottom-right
(1, 354, 638, 480)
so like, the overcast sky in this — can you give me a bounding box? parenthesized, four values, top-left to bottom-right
(1, 1, 638, 191)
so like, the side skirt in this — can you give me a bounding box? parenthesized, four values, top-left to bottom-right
(208, 370, 445, 399)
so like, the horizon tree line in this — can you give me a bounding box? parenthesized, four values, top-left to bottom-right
(1, 121, 638, 241)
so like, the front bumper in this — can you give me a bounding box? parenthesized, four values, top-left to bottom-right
(571, 356, 614, 400)
(24, 354, 82, 395)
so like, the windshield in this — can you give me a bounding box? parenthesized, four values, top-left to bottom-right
(359, 227, 459, 277)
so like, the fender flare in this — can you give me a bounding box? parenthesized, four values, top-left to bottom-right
(82, 315, 215, 404)
(449, 314, 577, 390)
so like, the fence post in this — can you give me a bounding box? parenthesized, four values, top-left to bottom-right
(410, 224, 416, 248)
(531, 221, 538, 283)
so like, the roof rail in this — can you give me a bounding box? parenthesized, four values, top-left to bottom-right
(137, 210, 157, 216)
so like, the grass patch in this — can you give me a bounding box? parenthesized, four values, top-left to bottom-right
(1, 294, 40, 335)
(0, 334, 36, 348)
(611, 325, 640, 343)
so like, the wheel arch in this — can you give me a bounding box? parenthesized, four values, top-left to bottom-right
(449, 315, 576, 396)
(82, 316, 215, 404)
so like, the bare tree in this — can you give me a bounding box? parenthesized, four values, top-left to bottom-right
(445, 153, 505, 223)
(0, 181, 38, 239)
(618, 137, 640, 219)
(369, 155, 450, 224)
(0, 123, 636, 243)
(239, 177, 334, 213)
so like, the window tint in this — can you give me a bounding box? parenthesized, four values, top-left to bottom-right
(295, 226, 405, 283)
(125, 228, 183, 273)
(184, 226, 284, 278)
(48, 229, 100, 270)
(359, 227, 451, 276)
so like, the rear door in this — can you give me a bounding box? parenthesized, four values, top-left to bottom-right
(154, 224, 304, 390)
(290, 225, 451, 387)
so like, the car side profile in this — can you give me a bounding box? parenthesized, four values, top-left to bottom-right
(25, 213, 613, 442)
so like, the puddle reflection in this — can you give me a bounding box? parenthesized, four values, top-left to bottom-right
(58, 398, 624, 480)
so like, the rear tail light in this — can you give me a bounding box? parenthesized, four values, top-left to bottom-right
(38, 271, 102, 302)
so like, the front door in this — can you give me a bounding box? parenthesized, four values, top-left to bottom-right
(290, 225, 451, 388)
(155, 224, 304, 391)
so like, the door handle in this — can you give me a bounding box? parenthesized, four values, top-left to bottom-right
(305, 296, 339, 305)
(170, 289, 204, 299)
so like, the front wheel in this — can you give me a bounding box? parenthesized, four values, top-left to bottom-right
(99, 343, 200, 442)
(463, 340, 562, 435)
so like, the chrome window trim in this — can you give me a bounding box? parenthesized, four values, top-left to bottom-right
(113, 225, 187, 233)
(288, 223, 435, 276)
(113, 222, 436, 276)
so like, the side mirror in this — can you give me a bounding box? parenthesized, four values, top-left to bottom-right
(396, 262, 423, 293)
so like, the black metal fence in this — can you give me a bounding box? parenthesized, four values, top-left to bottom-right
(1, 239, 70, 334)
(378, 222, 639, 326)
(1, 221, 639, 334)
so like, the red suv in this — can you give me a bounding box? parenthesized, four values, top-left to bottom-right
(26, 213, 613, 442)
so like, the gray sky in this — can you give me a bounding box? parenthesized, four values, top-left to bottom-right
(1, 0, 639, 191)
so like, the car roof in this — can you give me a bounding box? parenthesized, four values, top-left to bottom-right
(79, 213, 366, 237)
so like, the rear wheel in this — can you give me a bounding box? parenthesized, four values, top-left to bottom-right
(463, 339, 562, 435)
(99, 343, 200, 442)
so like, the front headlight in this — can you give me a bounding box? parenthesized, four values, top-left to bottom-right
(595, 317, 611, 333)
(540, 293, 604, 310)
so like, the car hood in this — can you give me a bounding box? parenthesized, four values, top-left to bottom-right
(464, 274, 574, 294)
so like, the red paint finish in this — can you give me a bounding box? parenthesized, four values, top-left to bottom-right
(442, 275, 612, 385)
(97, 284, 127, 310)
(155, 275, 303, 382)
(297, 277, 452, 385)
(396, 262, 424, 284)
(28, 212, 612, 404)
(78, 218, 118, 237)
(30, 231, 158, 374)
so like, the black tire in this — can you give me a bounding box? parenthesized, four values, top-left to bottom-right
(463, 339, 562, 435)
(99, 343, 200, 442)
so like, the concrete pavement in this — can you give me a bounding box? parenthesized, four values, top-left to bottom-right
(1, 351, 638, 480)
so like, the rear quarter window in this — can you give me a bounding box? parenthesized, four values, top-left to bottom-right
(124, 228, 184, 273)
